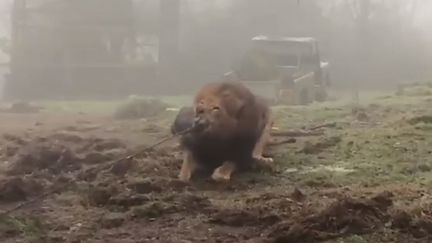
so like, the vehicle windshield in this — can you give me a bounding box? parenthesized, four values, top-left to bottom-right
(273, 53, 299, 67)
(251, 41, 315, 67)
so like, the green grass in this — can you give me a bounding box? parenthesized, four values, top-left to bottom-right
(34, 95, 193, 115)
(38, 100, 121, 114)
(0, 216, 47, 241)
(272, 85, 432, 188)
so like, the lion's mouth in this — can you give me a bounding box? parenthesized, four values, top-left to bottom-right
(192, 117, 210, 133)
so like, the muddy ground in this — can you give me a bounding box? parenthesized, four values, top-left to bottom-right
(1, 87, 432, 243)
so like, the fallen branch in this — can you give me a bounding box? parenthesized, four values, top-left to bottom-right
(271, 122, 335, 137)
(268, 138, 297, 146)
(271, 130, 324, 137)
(308, 122, 336, 131)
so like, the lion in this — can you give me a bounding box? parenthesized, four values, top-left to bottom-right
(177, 81, 273, 182)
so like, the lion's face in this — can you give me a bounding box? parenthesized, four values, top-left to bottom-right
(193, 96, 238, 138)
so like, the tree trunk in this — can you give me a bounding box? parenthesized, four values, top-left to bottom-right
(159, 0, 180, 88)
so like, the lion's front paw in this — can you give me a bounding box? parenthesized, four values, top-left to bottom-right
(178, 171, 192, 182)
(254, 156, 274, 165)
(211, 168, 231, 182)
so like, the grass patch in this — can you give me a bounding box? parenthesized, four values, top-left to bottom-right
(33, 95, 193, 115)
(0, 216, 47, 241)
(38, 100, 120, 114)
(273, 89, 432, 188)
(113, 97, 169, 119)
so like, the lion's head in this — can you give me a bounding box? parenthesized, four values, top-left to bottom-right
(192, 96, 236, 138)
(192, 83, 250, 139)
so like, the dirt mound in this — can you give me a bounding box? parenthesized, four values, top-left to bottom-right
(130, 193, 211, 219)
(0, 132, 132, 209)
(407, 115, 432, 125)
(0, 177, 44, 202)
(396, 83, 432, 97)
(132, 149, 182, 178)
(2, 134, 27, 145)
(4, 133, 128, 176)
(389, 208, 432, 238)
(7, 144, 80, 175)
(210, 209, 281, 227)
(0, 102, 42, 113)
(269, 192, 394, 242)
(83, 177, 192, 209)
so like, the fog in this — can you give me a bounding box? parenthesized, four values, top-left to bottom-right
(177, 0, 432, 90)
(1, 0, 432, 99)
(2, 2, 432, 241)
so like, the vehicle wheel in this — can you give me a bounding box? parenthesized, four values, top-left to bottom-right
(299, 89, 309, 105)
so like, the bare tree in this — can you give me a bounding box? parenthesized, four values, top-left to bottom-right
(0, 0, 12, 54)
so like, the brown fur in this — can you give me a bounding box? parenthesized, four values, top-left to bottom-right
(178, 81, 273, 182)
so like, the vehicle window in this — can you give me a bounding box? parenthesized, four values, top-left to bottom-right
(275, 54, 298, 66)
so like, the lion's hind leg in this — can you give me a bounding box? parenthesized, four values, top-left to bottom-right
(252, 115, 274, 167)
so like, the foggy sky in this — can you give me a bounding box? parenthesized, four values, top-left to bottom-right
(414, 1, 432, 36)
(1, 0, 432, 38)
(0, 1, 11, 38)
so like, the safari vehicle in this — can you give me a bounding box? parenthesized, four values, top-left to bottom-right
(224, 35, 331, 105)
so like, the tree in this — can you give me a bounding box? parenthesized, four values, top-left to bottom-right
(0, 0, 12, 56)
